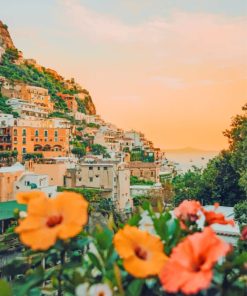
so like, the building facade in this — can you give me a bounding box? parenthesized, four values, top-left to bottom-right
(128, 161, 160, 183)
(0, 163, 25, 202)
(64, 160, 132, 211)
(0, 126, 70, 157)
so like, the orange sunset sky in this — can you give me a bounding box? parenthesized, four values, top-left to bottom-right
(1, 0, 247, 150)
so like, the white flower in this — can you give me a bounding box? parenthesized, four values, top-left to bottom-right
(88, 283, 112, 296)
(19, 211, 27, 218)
(75, 283, 89, 296)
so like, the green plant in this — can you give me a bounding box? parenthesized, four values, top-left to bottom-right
(234, 200, 247, 225)
(130, 175, 154, 186)
(0, 49, 95, 115)
(22, 153, 43, 161)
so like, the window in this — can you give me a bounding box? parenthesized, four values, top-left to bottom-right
(151, 171, 154, 177)
(55, 137, 58, 142)
(35, 130, 39, 137)
(22, 147, 26, 153)
(22, 129, 26, 136)
(89, 166, 93, 170)
(79, 178, 82, 181)
(140, 170, 143, 177)
(98, 167, 100, 170)
(54, 130, 58, 137)
(44, 130, 48, 137)
(22, 137, 26, 144)
(89, 177, 93, 182)
(103, 167, 107, 170)
(13, 129, 17, 136)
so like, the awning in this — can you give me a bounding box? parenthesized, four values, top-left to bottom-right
(0, 201, 26, 221)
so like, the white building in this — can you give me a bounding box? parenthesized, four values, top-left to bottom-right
(0, 113, 15, 127)
(202, 205, 240, 245)
(14, 172, 57, 198)
(130, 183, 163, 198)
(124, 130, 144, 148)
(7, 98, 48, 118)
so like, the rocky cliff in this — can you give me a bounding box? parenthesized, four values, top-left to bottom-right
(0, 21, 15, 49)
(0, 21, 96, 115)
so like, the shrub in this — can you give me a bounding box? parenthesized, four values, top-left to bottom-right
(234, 200, 247, 225)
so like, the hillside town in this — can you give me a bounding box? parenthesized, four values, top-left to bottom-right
(0, 5, 246, 294)
(0, 21, 177, 230)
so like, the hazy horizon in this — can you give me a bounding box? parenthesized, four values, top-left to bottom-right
(1, 0, 246, 150)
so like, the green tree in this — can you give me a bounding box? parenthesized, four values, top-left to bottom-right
(224, 103, 247, 195)
(71, 146, 86, 159)
(91, 144, 110, 158)
(200, 151, 245, 206)
(172, 167, 203, 206)
(234, 200, 247, 225)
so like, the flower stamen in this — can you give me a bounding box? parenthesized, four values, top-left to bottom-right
(46, 215, 63, 228)
(135, 246, 148, 260)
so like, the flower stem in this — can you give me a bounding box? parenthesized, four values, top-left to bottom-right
(58, 250, 65, 296)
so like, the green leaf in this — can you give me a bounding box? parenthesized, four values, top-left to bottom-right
(127, 213, 141, 226)
(94, 227, 113, 250)
(12, 267, 44, 296)
(0, 280, 12, 296)
(87, 252, 103, 272)
(126, 279, 144, 296)
(153, 212, 171, 241)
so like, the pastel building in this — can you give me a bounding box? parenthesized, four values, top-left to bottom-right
(128, 161, 161, 183)
(1, 82, 54, 112)
(26, 157, 76, 186)
(0, 126, 70, 157)
(0, 163, 25, 202)
(7, 98, 48, 118)
(57, 93, 78, 113)
(64, 160, 132, 212)
(14, 172, 57, 198)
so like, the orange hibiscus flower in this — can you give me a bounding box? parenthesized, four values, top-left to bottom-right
(113, 225, 167, 278)
(159, 227, 230, 295)
(15, 192, 88, 250)
(17, 191, 46, 204)
(203, 208, 235, 226)
(174, 200, 201, 223)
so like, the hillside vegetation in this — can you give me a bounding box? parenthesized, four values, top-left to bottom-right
(0, 48, 95, 114)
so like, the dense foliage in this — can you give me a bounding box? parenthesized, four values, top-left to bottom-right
(130, 148, 155, 163)
(234, 200, 247, 225)
(130, 175, 155, 186)
(0, 93, 18, 116)
(0, 194, 246, 296)
(91, 144, 110, 158)
(71, 146, 86, 158)
(172, 105, 247, 207)
(22, 153, 43, 161)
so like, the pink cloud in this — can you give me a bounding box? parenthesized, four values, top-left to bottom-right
(60, 0, 246, 65)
